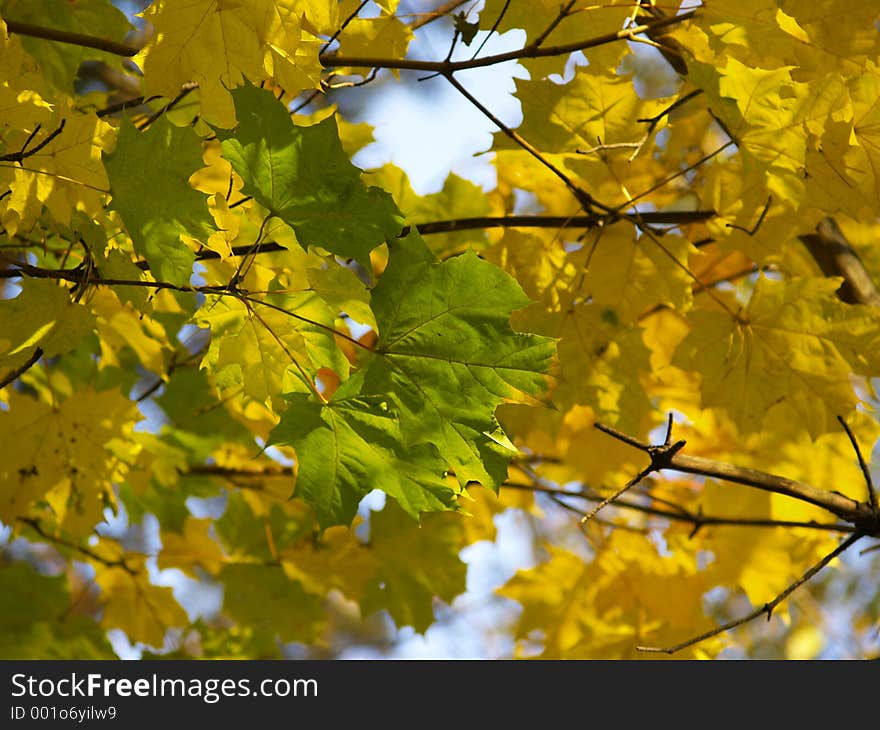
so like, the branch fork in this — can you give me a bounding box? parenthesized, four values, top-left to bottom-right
(587, 413, 879, 653)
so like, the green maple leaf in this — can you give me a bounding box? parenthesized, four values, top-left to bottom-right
(104, 118, 214, 286)
(215, 84, 405, 266)
(270, 233, 554, 527)
(361, 502, 467, 633)
(221, 564, 325, 644)
(362, 231, 555, 488)
(0, 562, 115, 659)
(270, 394, 456, 528)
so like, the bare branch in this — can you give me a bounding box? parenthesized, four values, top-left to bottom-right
(800, 217, 880, 307)
(4, 18, 142, 57)
(501, 481, 856, 534)
(0, 346, 43, 390)
(636, 532, 863, 654)
(593, 420, 877, 526)
(0, 119, 66, 164)
(321, 12, 697, 73)
(837, 415, 877, 511)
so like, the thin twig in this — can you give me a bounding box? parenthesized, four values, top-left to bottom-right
(501, 481, 856, 534)
(726, 196, 771, 236)
(468, 0, 510, 60)
(628, 88, 703, 161)
(837, 415, 877, 512)
(443, 72, 607, 214)
(320, 0, 370, 54)
(136, 84, 197, 131)
(0, 346, 43, 389)
(530, 0, 577, 49)
(0, 120, 66, 164)
(636, 532, 863, 654)
(1, 259, 367, 351)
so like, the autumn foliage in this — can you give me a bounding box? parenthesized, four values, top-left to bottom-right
(1, 0, 880, 659)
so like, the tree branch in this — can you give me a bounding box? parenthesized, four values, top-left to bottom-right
(0, 211, 717, 281)
(500, 481, 855, 534)
(17, 517, 136, 572)
(0, 119, 66, 164)
(405, 210, 716, 236)
(593, 420, 879, 529)
(636, 532, 863, 654)
(799, 217, 880, 307)
(410, 0, 471, 31)
(3, 19, 142, 57)
(837, 415, 877, 512)
(0, 346, 43, 389)
(321, 11, 697, 72)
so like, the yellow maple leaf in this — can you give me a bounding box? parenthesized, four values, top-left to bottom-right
(140, 0, 325, 127)
(0, 279, 96, 373)
(584, 226, 695, 326)
(95, 553, 188, 648)
(674, 276, 880, 436)
(698, 478, 834, 610)
(336, 14, 413, 78)
(0, 389, 139, 536)
(90, 288, 171, 375)
(158, 517, 226, 578)
(3, 100, 113, 236)
(480, 0, 631, 78)
(0, 20, 52, 134)
(500, 533, 721, 658)
(281, 523, 377, 601)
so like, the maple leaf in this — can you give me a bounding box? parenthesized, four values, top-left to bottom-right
(196, 287, 346, 405)
(361, 231, 555, 488)
(500, 533, 720, 659)
(674, 276, 880, 436)
(3, 0, 880, 662)
(0, 0, 132, 90)
(215, 84, 405, 267)
(221, 564, 325, 643)
(479, 0, 632, 78)
(366, 165, 492, 256)
(104, 117, 215, 286)
(360, 502, 467, 633)
(4, 102, 112, 236)
(336, 14, 413, 73)
(0, 562, 115, 659)
(270, 394, 456, 528)
(0, 389, 138, 536)
(95, 554, 188, 649)
(502, 66, 674, 155)
(139, 0, 324, 126)
(158, 517, 226, 578)
(0, 279, 95, 372)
